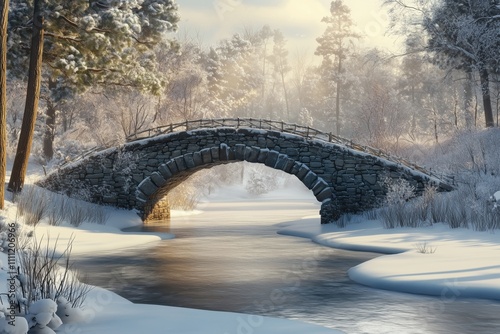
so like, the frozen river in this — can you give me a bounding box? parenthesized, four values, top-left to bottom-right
(76, 197, 500, 334)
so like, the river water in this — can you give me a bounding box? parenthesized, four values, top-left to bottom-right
(75, 196, 500, 334)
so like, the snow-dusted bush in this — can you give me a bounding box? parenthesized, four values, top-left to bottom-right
(15, 236, 91, 315)
(14, 186, 109, 227)
(245, 165, 281, 196)
(414, 242, 436, 254)
(379, 177, 419, 228)
(382, 177, 415, 205)
(0, 304, 29, 334)
(14, 186, 48, 227)
(55, 297, 85, 324)
(166, 183, 200, 211)
(25, 299, 62, 333)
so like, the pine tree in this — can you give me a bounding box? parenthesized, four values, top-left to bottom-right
(315, 0, 360, 135)
(7, 0, 179, 191)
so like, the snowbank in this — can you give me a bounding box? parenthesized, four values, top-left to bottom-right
(58, 287, 341, 334)
(279, 218, 500, 301)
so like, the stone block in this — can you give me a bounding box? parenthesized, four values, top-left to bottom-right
(286, 148, 299, 157)
(136, 191, 149, 202)
(312, 180, 328, 196)
(138, 179, 158, 196)
(275, 155, 288, 170)
(150, 172, 167, 188)
(303, 171, 318, 189)
(184, 154, 196, 169)
(175, 156, 187, 171)
(246, 147, 261, 162)
(264, 151, 279, 168)
(201, 148, 212, 164)
(210, 146, 220, 161)
(132, 173, 144, 183)
(218, 145, 230, 161)
(257, 149, 269, 163)
(310, 161, 322, 168)
(290, 162, 302, 175)
(296, 165, 310, 180)
(316, 187, 332, 202)
(193, 152, 203, 166)
(283, 159, 296, 173)
(158, 164, 173, 179)
(234, 144, 246, 161)
(166, 160, 179, 174)
(362, 174, 377, 185)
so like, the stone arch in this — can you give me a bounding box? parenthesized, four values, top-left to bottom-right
(135, 143, 334, 222)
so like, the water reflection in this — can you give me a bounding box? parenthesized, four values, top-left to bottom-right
(76, 199, 500, 334)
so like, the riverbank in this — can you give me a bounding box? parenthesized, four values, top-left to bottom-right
(0, 192, 343, 334)
(278, 217, 500, 301)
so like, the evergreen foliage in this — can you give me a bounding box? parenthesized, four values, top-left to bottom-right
(8, 0, 180, 97)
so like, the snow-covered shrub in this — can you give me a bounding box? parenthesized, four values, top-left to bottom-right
(429, 194, 449, 225)
(25, 299, 62, 333)
(14, 186, 48, 227)
(45, 195, 66, 227)
(15, 236, 91, 316)
(382, 177, 415, 205)
(55, 297, 85, 324)
(67, 202, 88, 227)
(245, 165, 280, 196)
(379, 177, 417, 228)
(0, 304, 29, 334)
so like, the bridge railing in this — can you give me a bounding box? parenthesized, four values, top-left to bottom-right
(125, 118, 454, 186)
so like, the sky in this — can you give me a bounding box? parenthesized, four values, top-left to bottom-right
(175, 0, 401, 58)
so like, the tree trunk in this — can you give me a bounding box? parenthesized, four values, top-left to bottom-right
(280, 70, 290, 121)
(43, 100, 55, 161)
(463, 69, 474, 128)
(335, 55, 342, 136)
(0, 0, 9, 209)
(479, 67, 494, 127)
(42, 78, 57, 161)
(8, 0, 44, 193)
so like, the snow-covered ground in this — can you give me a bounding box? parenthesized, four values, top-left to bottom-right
(279, 218, 500, 301)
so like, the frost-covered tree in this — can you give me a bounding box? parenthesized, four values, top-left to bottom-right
(157, 39, 209, 122)
(270, 30, 291, 120)
(206, 33, 262, 117)
(424, 0, 500, 128)
(0, 0, 8, 208)
(315, 0, 360, 136)
(7, 0, 179, 191)
(385, 0, 500, 128)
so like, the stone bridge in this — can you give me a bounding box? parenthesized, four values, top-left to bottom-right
(38, 119, 453, 224)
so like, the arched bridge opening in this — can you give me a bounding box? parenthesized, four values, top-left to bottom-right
(37, 119, 453, 224)
(136, 144, 333, 222)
